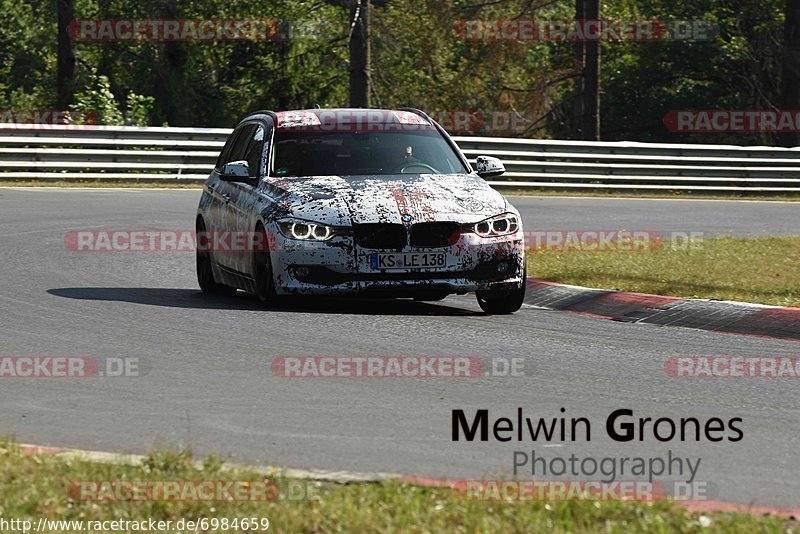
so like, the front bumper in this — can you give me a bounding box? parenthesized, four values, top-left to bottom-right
(268, 227, 525, 296)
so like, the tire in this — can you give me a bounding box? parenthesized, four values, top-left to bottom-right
(253, 223, 281, 306)
(196, 218, 237, 295)
(475, 265, 526, 314)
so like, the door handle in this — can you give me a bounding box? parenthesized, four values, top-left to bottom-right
(222, 193, 231, 203)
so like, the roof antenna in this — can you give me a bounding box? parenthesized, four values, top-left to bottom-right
(314, 104, 321, 109)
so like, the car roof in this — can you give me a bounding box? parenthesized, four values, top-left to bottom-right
(243, 108, 434, 130)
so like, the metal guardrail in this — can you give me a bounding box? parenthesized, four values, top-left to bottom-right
(1, 124, 800, 192)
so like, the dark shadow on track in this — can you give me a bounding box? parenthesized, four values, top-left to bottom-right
(46, 287, 481, 316)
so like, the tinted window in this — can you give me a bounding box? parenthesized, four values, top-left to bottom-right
(245, 126, 266, 178)
(222, 124, 257, 167)
(215, 132, 238, 169)
(270, 130, 469, 177)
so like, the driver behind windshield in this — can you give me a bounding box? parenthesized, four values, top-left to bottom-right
(271, 130, 467, 177)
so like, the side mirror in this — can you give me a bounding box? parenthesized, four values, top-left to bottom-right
(220, 160, 250, 182)
(474, 156, 506, 178)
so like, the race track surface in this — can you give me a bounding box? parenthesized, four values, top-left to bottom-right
(1, 188, 798, 508)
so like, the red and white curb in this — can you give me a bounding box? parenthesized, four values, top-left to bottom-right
(524, 278, 800, 342)
(16, 443, 800, 519)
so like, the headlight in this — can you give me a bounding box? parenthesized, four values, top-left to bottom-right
(278, 219, 345, 241)
(467, 213, 520, 237)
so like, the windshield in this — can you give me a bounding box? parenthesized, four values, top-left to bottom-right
(270, 130, 470, 177)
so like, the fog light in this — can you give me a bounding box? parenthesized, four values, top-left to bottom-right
(295, 266, 310, 279)
(496, 261, 510, 273)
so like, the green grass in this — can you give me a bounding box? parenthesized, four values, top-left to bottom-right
(527, 236, 800, 307)
(0, 440, 788, 533)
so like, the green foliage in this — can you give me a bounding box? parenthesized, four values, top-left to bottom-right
(0, 0, 57, 109)
(71, 74, 123, 125)
(0, 0, 792, 144)
(69, 74, 155, 125)
(125, 92, 155, 126)
(599, 0, 785, 143)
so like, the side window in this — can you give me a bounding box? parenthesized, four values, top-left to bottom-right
(220, 124, 256, 168)
(215, 130, 239, 169)
(245, 126, 265, 178)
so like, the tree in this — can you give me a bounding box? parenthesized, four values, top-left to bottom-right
(56, 0, 75, 109)
(572, 0, 600, 140)
(152, 0, 187, 125)
(779, 0, 800, 147)
(583, 0, 600, 140)
(348, 0, 370, 107)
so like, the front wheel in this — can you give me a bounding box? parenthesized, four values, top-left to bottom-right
(475, 266, 526, 314)
(196, 218, 236, 295)
(253, 223, 282, 306)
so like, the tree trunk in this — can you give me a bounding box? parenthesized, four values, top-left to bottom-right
(56, 0, 76, 110)
(778, 0, 800, 147)
(349, 0, 370, 108)
(582, 0, 601, 140)
(152, 1, 186, 125)
(572, 0, 586, 139)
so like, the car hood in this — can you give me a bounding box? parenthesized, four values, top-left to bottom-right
(263, 174, 510, 226)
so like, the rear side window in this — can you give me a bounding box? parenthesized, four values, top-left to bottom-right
(217, 124, 257, 169)
(215, 131, 238, 169)
(244, 126, 266, 178)
(215, 137, 232, 169)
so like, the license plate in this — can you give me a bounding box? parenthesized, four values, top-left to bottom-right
(371, 252, 446, 270)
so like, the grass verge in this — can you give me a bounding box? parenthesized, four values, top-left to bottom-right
(0, 440, 789, 533)
(527, 236, 800, 307)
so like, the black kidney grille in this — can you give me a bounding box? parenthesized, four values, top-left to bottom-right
(353, 223, 407, 249)
(410, 222, 461, 248)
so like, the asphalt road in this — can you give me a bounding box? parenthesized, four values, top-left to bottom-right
(1, 188, 799, 508)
